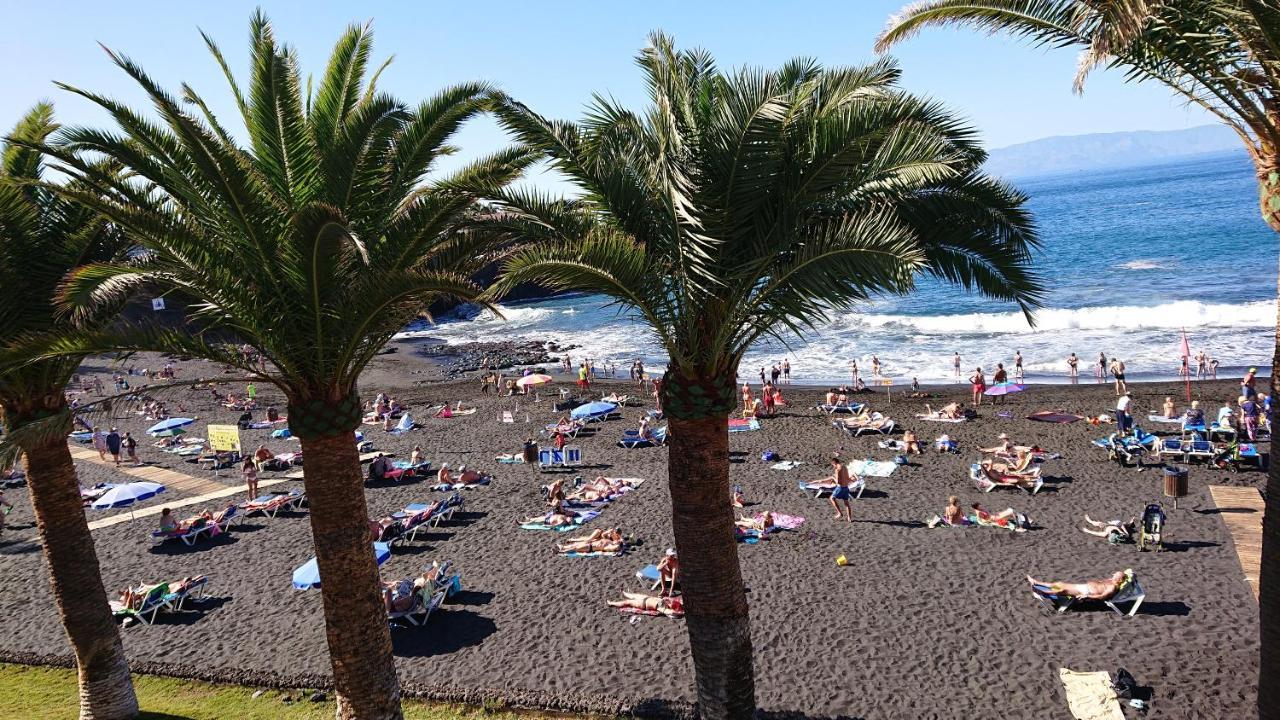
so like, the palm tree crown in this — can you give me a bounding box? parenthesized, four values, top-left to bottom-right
(491, 32, 1043, 404)
(0, 103, 125, 428)
(48, 11, 532, 413)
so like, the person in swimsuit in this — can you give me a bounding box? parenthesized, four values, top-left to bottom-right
(1162, 397, 1176, 420)
(970, 368, 986, 406)
(1013, 351, 1024, 380)
(1110, 359, 1127, 396)
(608, 591, 685, 617)
(656, 549, 680, 595)
(1027, 570, 1129, 600)
(953, 352, 961, 380)
(1067, 353, 1079, 379)
(557, 528, 625, 554)
(736, 510, 776, 534)
(1080, 515, 1136, 542)
(824, 456, 853, 522)
(901, 429, 922, 455)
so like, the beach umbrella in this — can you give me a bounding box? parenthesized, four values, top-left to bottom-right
(147, 417, 195, 436)
(571, 401, 618, 420)
(984, 382, 1026, 396)
(292, 542, 391, 590)
(516, 373, 554, 388)
(149, 427, 187, 439)
(90, 481, 166, 509)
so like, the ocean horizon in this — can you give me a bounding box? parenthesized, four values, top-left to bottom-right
(401, 150, 1277, 385)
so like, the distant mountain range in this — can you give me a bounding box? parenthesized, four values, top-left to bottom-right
(985, 125, 1243, 179)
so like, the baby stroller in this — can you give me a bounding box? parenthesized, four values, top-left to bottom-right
(1138, 503, 1166, 552)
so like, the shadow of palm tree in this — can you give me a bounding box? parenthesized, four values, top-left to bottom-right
(390, 608, 496, 657)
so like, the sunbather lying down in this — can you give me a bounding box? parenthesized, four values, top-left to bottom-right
(523, 504, 577, 527)
(609, 590, 684, 617)
(1027, 570, 1129, 600)
(924, 402, 965, 419)
(115, 575, 206, 611)
(567, 476, 635, 503)
(557, 528, 626, 554)
(735, 510, 775, 534)
(977, 460, 1040, 486)
(1081, 515, 1136, 542)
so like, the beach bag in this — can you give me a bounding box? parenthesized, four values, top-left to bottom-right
(1112, 668, 1137, 699)
(761, 450, 778, 462)
(894, 454, 909, 465)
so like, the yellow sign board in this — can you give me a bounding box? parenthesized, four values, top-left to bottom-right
(875, 378, 894, 386)
(206, 424, 241, 453)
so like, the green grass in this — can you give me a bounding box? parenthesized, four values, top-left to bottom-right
(0, 663, 570, 720)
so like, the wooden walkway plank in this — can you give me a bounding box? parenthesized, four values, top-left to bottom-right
(1207, 485, 1263, 601)
(68, 444, 290, 531)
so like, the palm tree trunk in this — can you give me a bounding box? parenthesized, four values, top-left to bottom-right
(296, 431, 402, 720)
(23, 437, 138, 720)
(666, 415, 755, 720)
(1257, 155, 1280, 720)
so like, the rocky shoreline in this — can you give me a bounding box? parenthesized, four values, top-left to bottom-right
(395, 339, 574, 378)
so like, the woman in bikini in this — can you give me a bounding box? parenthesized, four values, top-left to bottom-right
(1027, 570, 1128, 600)
(609, 591, 685, 617)
(970, 367, 986, 406)
(557, 528, 625, 554)
(735, 510, 775, 534)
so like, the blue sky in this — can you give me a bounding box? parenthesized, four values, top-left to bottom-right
(1, 1, 1213, 189)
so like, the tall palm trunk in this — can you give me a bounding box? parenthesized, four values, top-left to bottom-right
(666, 415, 755, 720)
(296, 431, 402, 720)
(23, 436, 138, 720)
(1259, 153, 1280, 720)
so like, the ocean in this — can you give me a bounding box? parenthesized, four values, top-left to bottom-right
(399, 150, 1277, 385)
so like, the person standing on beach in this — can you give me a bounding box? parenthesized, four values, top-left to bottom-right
(849, 359, 859, 385)
(246, 382, 257, 402)
(1242, 367, 1258, 399)
(1179, 355, 1189, 378)
(782, 359, 791, 383)
(105, 427, 122, 466)
(1096, 352, 1106, 382)
(123, 432, 139, 467)
(1116, 393, 1132, 433)
(770, 364, 781, 385)
(241, 457, 259, 502)
(970, 367, 986, 406)
(1014, 351, 1023, 381)
(1210, 356, 1219, 378)
(1067, 353, 1079, 379)
(871, 355, 881, 378)
(991, 364, 1008, 403)
(953, 352, 961, 380)
(577, 363, 590, 392)
(1196, 350, 1208, 380)
(825, 456, 853, 522)
(92, 427, 107, 461)
(759, 367, 766, 385)
(1110, 358, 1127, 396)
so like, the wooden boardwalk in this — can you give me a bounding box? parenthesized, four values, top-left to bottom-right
(70, 445, 287, 531)
(1207, 485, 1264, 601)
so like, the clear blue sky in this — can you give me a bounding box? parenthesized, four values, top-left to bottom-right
(2, 0, 1213, 189)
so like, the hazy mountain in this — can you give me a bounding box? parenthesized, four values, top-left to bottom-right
(986, 125, 1243, 179)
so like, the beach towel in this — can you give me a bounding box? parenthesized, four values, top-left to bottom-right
(617, 605, 683, 618)
(1028, 411, 1084, 424)
(271, 428, 292, 439)
(565, 478, 647, 508)
(559, 548, 627, 557)
(915, 414, 966, 423)
(728, 418, 761, 433)
(765, 512, 806, 530)
(520, 510, 600, 532)
(847, 459, 896, 477)
(1147, 415, 1181, 424)
(770, 460, 805, 471)
(494, 454, 524, 464)
(1058, 668, 1125, 720)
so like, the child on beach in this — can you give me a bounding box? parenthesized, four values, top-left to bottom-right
(823, 456, 853, 522)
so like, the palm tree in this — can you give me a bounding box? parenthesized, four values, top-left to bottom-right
(41, 14, 531, 720)
(0, 104, 139, 720)
(876, 3, 1280, 716)
(486, 33, 1044, 719)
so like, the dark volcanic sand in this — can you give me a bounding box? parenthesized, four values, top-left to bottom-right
(0, 352, 1262, 719)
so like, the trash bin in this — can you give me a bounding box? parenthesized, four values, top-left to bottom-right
(1163, 465, 1188, 507)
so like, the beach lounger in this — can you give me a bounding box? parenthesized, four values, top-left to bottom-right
(388, 589, 445, 627)
(1031, 573, 1145, 617)
(1209, 423, 1238, 443)
(832, 413, 894, 436)
(151, 507, 239, 546)
(538, 447, 583, 470)
(797, 477, 866, 499)
(239, 489, 306, 518)
(619, 426, 668, 448)
(111, 575, 210, 626)
(815, 402, 866, 415)
(970, 463, 1042, 494)
(545, 420, 585, 438)
(1159, 437, 1215, 462)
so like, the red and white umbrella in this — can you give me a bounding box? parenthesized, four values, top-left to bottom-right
(515, 373, 554, 388)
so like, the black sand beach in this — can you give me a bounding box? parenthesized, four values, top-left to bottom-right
(0, 350, 1262, 719)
